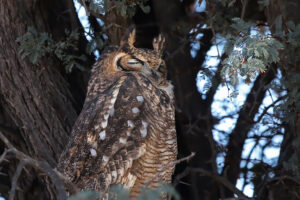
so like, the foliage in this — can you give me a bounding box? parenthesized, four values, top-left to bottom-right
(137, 184, 180, 200)
(16, 27, 53, 64)
(16, 27, 86, 72)
(55, 29, 87, 72)
(221, 18, 284, 85)
(257, 0, 270, 7)
(273, 21, 300, 125)
(68, 191, 101, 200)
(67, 184, 180, 200)
(221, 0, 237, 8)
(86, 35, 104, 55)
(84, 0, 150, 17)
(87, 0, 107, 14)
(114, 0, 150, 17)
(286, 22, 300, 47)
(17, 0, 152, 71)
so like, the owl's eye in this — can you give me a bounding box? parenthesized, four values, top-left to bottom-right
(127, 58, 142, 65)
(116, 56, 144, 71)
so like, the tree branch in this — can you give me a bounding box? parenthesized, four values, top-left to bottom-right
(0, 131, 79, 199)
(145, 152, 196, 187)
(0, 148, 9, 163)
(174, 167, 251, 200)
(222, 65, 277, 197)
(253, 95, 286, 123)
(9, 161, 25, 200)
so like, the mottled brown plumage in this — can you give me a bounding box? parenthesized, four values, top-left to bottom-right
(57, 28, 177, 199)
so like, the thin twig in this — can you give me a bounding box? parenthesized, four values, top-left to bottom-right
(209, 17, 221, 59)
(0, 131, 79, 199)
(257, 175, 300, 199)
(9, 161, 25, 200)
(171, 152, 195, 166)
(0, 131, 14, 148)
(0, 148, 10, 163)
(253, 95, 286, 123)
(175, 167, 251, 200)
(241, 0, 249, 20)
(145, 152, 196, 187)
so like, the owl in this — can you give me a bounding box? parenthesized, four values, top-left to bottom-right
(57, 28, 177, 199)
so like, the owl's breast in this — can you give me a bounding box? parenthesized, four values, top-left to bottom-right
(128, 79, 177, 197)
(129, 119, 177, 197)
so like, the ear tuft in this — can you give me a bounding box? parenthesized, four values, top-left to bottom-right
(153, 34, 165, 55)
(120, 25, 136, 47)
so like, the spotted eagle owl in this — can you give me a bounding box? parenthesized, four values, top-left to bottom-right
(58, 28, 177, 199)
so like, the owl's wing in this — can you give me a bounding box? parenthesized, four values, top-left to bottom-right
(58, 74, 161, 192)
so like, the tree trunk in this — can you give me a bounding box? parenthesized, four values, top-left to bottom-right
(0, 0, 91, 199)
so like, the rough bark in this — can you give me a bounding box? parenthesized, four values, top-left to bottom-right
(0, 0, 91, 199)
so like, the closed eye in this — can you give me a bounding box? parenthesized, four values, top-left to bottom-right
(127, 58, 143, 65)
(116, 56, 144, 71)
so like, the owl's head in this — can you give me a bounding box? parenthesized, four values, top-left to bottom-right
(94, 27, 167, 84)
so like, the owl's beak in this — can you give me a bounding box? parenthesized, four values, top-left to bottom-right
(141, 62, 151, 75)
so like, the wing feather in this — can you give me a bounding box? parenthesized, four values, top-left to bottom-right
(58, 74, 152, 192)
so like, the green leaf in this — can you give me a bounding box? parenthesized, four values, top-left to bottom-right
(139, 5, 150, 14)
(108, 184, 130, 200)
(286, 20, 296, 31)
(261, 47, 269, 59)
(254, 49, 260, 57)
(16, 26, 54, 64)
(229, 90, 239, 98)
(230, 17, 254, 34)
(31, 52, 40, 64)
(68, 191, 101, 200)
(137, 184, 180, 200)
(88, 0, 105, 13)
(257, 0, 270, 7)
(230, 73, 238, 85)
(86, 39, 97, 55)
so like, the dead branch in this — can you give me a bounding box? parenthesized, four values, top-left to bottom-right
(9, 161, 25, 200)
(0, 148, 9, 163)
(174, 167, 251, 200)
(0, 131, 79, 199)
